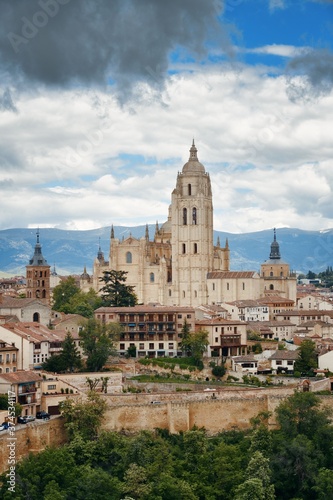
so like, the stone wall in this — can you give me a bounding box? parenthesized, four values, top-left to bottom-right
(0, 417, 66, 475)
(102, 387, 295, 435)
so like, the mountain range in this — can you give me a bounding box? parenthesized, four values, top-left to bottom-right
(0, 226, 332, 277)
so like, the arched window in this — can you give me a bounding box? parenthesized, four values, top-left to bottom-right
(42, 290, 46, 299)
(169, 289, 172, 297)
(270, 271, 273, 277)
(194, 243, 198, 254)
(188, 184, 192, 195)
(194, 290, 197, 298)
(33, 312, 40, 323)
(126, 251, 132, 263)
(270, 284, 274, 290)
(182, 243, 186, 254)
(150, 273, 155, 283)
(192, 207, 197, 225)
(183, 291, 186, 298)
(227, 283, 229, 291)
(183, 208, 187, 225)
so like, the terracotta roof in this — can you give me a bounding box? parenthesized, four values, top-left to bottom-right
(248, 320, 296, 327)
(0, 323, 67, 343)
(207, 271, 258, 279)
(95, 305, 195, 313)
(257, 296, 294, 305)
(269, 350, 299, 360)
(232, 355, 257, 363)
(196, 318, 245, 326)
(0, 297, 46, 308)
(0, 370, 41, 383)
(226, 300, 266, 307)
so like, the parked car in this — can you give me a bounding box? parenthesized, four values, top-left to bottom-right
(1, 422, 10, 430)
(17, 416, 28, 424)
(25, 415, 36, 422)
(36, 411, 50, 420)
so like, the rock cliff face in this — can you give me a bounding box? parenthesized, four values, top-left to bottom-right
(0, 226, 332, 275)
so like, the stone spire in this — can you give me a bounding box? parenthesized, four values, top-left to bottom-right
(189, 139, 198, 161)
(29, 229, 48, 266)
(269, 228, 281, 260)
(145, 224, 149, 241)
(110, 225, 114, 239)
(216, 236, 220, 248)
(97, 237, 104, 261)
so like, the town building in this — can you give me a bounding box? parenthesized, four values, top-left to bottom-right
(95, 305, 196, 358)
(223, 300, 269, 322)
(269, 350, 299, 374)
(195, 317, 247, 357)
(0, 295, 51, 326)
(0, 370, 42, 418)
(0, 323, 67, 370)
(0, 340, 18, 374)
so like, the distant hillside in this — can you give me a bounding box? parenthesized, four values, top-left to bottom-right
(0, 226, 332, 276)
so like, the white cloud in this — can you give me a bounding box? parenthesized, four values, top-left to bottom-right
(0, 60, 332, 234)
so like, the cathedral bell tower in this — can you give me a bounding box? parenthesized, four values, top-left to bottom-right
(26, 230, 51, 305)
(170, 141, 214, 306)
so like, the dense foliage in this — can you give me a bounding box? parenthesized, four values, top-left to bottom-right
(299, 266, 333, 288)
(1, 392, 333, 499)
(99, 270, 138, 307)
(79, 318, 122, 371)
(52, 276, 102, 317)
(42, 332, 82, 373)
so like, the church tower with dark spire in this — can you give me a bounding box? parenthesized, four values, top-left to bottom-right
(26, 230, 51, 305)
(260, 228, 296, 301)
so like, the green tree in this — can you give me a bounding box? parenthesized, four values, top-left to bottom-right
(275, 391, 331, 441)
(235, 451, 275, 500)
(52, 276, 80, 312)
(66, 288, 103, 318)
(43, 333, 82, 373)
(181, 328, 209, 366)
(60, 332, 82, 372)
(59, 391, 108, 441)
(99, 270, 138, 307)
(294, 339, 317, 375)
(0, 393, 22, 417)
(79, 318, 121, 371)
(126, 344, 137, 358)
(212, 364, 226, 378)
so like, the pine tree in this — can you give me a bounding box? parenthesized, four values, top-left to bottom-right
(99, 270, 138, 307)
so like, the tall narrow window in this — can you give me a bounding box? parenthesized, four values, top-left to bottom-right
(182, 243, 186, 254)
(192, 207, 197, 225)
(126, 251, 132, 263)
(183, 208, 187, 225)
(150, 273, 155, 282)
(188, 184, 192, 195)
(194, 243, 198, 254)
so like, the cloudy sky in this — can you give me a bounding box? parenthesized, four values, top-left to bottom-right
(0, 0, 332, 234)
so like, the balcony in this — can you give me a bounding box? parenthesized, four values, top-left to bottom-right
(220, 335, 242, 347)
(18, 384, 37, 394)
(18, 394, 37, 405)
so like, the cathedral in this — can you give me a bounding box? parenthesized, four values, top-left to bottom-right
(82, 142, 297, 306)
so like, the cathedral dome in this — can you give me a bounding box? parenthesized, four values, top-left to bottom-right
(182, 140, 205, 174)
